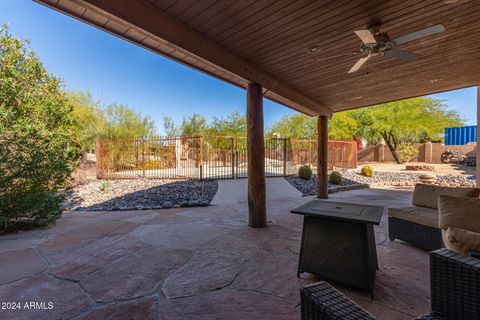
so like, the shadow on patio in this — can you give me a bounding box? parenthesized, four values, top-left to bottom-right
(0, 186, 431, 319)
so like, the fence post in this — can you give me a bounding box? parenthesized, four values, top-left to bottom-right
(231, 137, 235, 179)
(283, 138, 287, 176)
(199, 135, 204, 179)
(95, 139, 103, 179)
(141, 138, 145, 178)
(352, 140, 358, 169)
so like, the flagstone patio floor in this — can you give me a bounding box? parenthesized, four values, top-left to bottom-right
(0, 186, 429, 320)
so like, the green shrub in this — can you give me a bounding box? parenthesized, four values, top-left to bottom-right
(99, 181, 111, 192)
(0, 26, 80, 232)
(361, 165, 375, 177)
(298, 165, 313, 180)
(397, 142, 418, 164)
(329, 171, 343, 185)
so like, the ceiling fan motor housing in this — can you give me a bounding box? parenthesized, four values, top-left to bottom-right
(359, 33, 391, 55)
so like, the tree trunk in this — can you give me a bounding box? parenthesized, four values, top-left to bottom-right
(382, 132, 401, 164)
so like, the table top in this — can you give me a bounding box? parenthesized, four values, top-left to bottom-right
(291, 200, 383, 225)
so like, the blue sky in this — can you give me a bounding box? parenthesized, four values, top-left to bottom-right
(1, 0, 477, 134)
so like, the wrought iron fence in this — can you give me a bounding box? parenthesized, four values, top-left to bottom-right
(96, 136, 357, 180)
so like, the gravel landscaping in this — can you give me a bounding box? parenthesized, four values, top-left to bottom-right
(286, 171, 476, 196)
(63, 179, 218, 211)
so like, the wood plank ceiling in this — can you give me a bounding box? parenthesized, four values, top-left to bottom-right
(35, 0, 480, 115)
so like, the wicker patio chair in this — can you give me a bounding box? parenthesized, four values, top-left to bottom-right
(301, 249, 480, 320)
(388, 184, 479, 251)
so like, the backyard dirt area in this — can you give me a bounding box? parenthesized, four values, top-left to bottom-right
(358, 161, 476, 176)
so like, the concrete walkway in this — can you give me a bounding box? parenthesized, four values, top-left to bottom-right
(0, 186, 429, 320)
(211, 177, 302, 205)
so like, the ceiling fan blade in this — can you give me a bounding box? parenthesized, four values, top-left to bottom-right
(390, 24, 445, 46)
(354, 30, 377, 44)
(385, 49, 419, 61)
(348, 55, 370, 73)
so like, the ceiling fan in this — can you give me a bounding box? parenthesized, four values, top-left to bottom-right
(348, 24, 445, 73)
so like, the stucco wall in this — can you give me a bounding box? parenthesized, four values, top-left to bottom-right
(358, 142, 477, 163)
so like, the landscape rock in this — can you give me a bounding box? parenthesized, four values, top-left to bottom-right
(162, 201, 173, 209)
(405, 165, 435, 171)
(188, 200, 200, 207)
(63, 179, 217, 211)
(286, 171, 476, 196)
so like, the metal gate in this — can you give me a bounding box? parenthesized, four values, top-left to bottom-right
(96, 136, 356, 180)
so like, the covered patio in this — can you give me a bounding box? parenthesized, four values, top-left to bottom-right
(7, 0, 480, 319)
(1, 185, 426, 319)
(35, 1, 480, 219)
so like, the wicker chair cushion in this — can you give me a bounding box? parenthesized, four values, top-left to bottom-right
(443, 227, 480, 255)
(438, 195, 480, 232)
(412, 184, 480, 209)
(388, 206, 439, 228)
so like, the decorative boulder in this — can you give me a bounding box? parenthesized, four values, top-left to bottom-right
(419, 173, 437, 184)
(162, 201, 173, 209)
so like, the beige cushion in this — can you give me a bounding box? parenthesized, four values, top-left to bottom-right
(412, 184, 480, 209)
(388, 206, 439, 228)
(442, 227, 480, 255)
(438, 195, 480, 233)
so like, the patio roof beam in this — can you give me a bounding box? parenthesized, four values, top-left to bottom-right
(247, 82, 266, 228)
(317, 115, 329, 199)
(66, 0, 332, 116)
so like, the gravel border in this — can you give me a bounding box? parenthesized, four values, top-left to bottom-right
(286, 171, 476, 196)
(285, 175, 369, 196)
(63, 179, 218, 211)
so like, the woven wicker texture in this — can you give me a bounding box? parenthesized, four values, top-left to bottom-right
(389, 217, 444, 251)
(430, 249, 480, 320)
(300, 282, 376, 320)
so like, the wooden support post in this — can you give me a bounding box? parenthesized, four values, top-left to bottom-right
(317, 115, 329, 199)
(477, 86, 480, 187)
(247, 82, 266, 228)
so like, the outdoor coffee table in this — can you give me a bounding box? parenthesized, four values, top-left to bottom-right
(291, 200, 383, 298)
